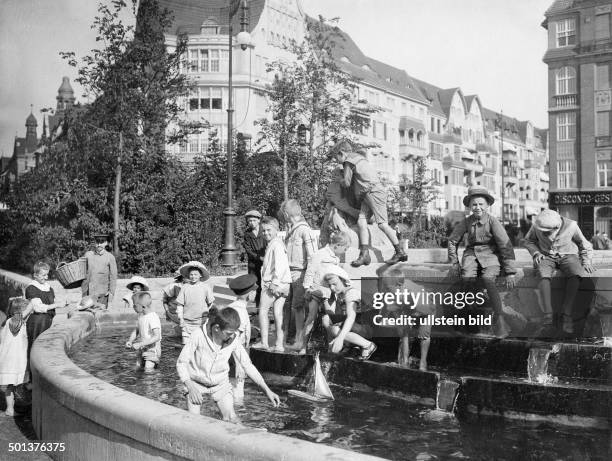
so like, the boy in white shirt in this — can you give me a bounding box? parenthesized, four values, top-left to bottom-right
(125, 292, 161, 371)
(253, 217, 291, 352)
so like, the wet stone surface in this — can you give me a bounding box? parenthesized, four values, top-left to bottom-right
(66, 324, 612, 460)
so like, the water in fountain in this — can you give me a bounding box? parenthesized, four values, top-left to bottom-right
(600, 314, 612, 347)
(527, 347, 558, 384)
(68, 325, 610, 460)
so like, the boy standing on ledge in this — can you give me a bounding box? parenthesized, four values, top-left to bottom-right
(522, 209, 594, 336)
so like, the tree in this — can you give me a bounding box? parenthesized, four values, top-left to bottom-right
(388, 157, 439, 230)
(253, 16, 373, 222)
(60, 0, 192, 258)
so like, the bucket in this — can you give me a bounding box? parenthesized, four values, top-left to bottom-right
(56, 259, 87, 289)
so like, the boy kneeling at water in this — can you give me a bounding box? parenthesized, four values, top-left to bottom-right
(321, 266, 377, 360)
(177, 306, 280, 422)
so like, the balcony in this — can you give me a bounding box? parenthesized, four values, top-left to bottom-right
(399, 143, 427, 160)
(578, 39, 612, 55)
(524, 159, 541, 168)
(442, 155, 464, 169)
(550, 94, 579, 112)
(596, 136, 612, 148)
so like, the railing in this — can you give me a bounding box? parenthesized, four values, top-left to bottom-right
(552, 94, 579, 109)
(578, 39, 612, 54)
(596, 136, 612, 148)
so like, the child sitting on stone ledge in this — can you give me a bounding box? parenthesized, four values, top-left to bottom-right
(447, 186, 517, 338)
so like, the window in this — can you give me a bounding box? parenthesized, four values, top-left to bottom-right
(596, 13, 610, 40)
(597, 64, 610, 90)
(191, 88, 223, 111)
(430, 118, 435, 132)
(557, 112, 576, 140)
(556, 18, 576, 47)
(189, 49, 198, 73)
(437, 119, 441, 133)
(597, 111, 610, 137)
(189, 135, 199, 153)
(557, 159, 577, 188)
(556, 67, 576, 95)
(598, 160, 612, 187)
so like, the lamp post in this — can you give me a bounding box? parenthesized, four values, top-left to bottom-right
(221, 0, 251, 266)
(498, 111, 505, 224)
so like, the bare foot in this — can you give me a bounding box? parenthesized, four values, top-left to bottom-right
(251, 342, 270, 350)
(419, 362, 428, 372)
(4, 409, 14, 417)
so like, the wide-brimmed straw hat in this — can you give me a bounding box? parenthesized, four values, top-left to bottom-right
(321, 265, 352, 287)
(228, 273, 258, 296)
(534, 209, 562, 232)
(463, 186, 495, 207)
(179, 261, 210, 281)
(126, 275, 150, 291)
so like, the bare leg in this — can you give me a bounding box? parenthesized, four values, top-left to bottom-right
(328, 325, 371, 348)
(419, 338, 430, 371)
(273, 296, 286, 350)
(255, 291, 273, 349)
(357, 216, 368, 245)
(378, 222, 399, 245)
(291, 306, 306, 350)
(144, 361, 156, 371)
(186, 398, 201, 415)
(217, 392, 239, 423)
(397, 335, 410, 367)
(4, 385, 15, 416)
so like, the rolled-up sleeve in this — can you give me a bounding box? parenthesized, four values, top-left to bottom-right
(176, 336, 196, 383)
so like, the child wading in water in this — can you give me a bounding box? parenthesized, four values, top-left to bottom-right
(332, 139, 407, 266)
(125, 292, 161, 370)
(321, 266, 377, 360)
(253, 217, 291, 352)
(447, 186, 517, 338)
(0, 299, 33, 416)
(176, 261, 215, 344)
(226, 274, 257, 403)
(177, 307, 280, 422)
(122, 276, 149, 310)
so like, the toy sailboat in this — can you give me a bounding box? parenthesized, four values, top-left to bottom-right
(288, 352, 334, 402)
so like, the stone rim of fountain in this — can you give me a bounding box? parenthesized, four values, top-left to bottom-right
(30, 310, 384, 461)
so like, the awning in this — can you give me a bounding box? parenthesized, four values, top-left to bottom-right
(399, 116, 426, 132)
(525, 206, 539, 215)
(540, 172, 550, 181)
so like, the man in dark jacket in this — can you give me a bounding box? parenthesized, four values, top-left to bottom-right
(243, 210, 266, 306)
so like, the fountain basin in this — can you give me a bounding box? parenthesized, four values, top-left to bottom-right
(30, 311, 381, 461)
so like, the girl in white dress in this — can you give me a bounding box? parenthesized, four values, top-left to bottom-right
(0, 298, 32, 416)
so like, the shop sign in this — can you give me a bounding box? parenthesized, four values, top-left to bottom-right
(550, 191, 612, 205)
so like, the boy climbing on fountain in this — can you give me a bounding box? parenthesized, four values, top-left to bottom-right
(447, 186, 517, 338)
(521, 209, 594, 336)
(332, 139, 407, 266)
(320, 266, 377, 360)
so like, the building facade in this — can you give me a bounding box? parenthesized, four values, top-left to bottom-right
(157, 0, 548, 221)
(543, 0, 612, 236)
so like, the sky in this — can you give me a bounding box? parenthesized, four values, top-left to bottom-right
(0, 0, 553, 158)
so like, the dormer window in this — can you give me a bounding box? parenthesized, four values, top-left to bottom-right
(341, 56, 350, 63)
(201, 18, 219, 35)
(362, 64, 371, 71)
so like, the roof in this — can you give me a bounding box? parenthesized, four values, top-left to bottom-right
(157, 0, 266, 35)
(311, 17, 428, 104)
(482, 107, 548, 147)
(26, 113, 37, 127)
(399, 116, 426, 132)
(545, 0, 575, 16)
(438, 87, 465, 118)
(409, 77, 446, 117)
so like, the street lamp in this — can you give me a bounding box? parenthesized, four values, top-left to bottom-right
(221, 0, 252, 266)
